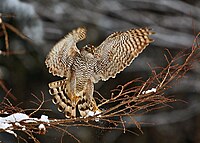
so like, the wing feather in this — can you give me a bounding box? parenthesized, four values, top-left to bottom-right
(45, 27, 86, 77)
(93, 27, 154, 82)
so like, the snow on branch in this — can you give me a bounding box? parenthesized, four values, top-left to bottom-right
(0, 32, 199, 143)
(1, 12, 200, 143)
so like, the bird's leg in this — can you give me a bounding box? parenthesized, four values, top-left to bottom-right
(86, 80, 101, 113)
(68, 93, 80, 106)
(68, 71, 80, 107)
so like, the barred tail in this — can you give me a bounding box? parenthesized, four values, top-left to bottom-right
(78, 93, 101, 118)
(48, 79, 76, 118)
(48, 79, 101, 118)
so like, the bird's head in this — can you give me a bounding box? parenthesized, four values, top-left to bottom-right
(83, 45, 95, 54)
(81, 45, 96, 58)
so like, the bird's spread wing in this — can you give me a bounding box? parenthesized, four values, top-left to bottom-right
(92, 27, 154, 83)
(45, 27, 86, 77)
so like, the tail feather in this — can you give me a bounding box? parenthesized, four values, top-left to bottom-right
(48, 79, 76, 118)
(78, 94, 101, 117)
(78, 95, 90, 117)
(48, 79, 101, 118)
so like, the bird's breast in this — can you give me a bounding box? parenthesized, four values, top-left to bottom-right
(72, 56, 96, 93)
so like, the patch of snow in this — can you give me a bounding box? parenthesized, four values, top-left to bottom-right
(5, 130, 17, 137)
(40, 115, 49, 123)
(3, 112, 9, 114)
(95, 118, 100, 122)
(1, 113, 29, 123)
(0, 122, 12, 130)
(15, 122, 25, 129)
(38, 124, 45, 130)
(86, 110, 102, 122)
(0, 113, 30, 137)
(142, 88, 157, 94)
(0, 113, 50, 137)
(95, 110, 101, 115)
(24, 118, 38, 123)
(15, 122, 21, 127)
(87, 111, 95, 116)
(94, 110, 102, 122)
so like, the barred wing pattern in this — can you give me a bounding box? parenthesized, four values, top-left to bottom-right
(93, 28, 154, 82)
(45, 27, 86, 77)
(46, 27, 154, 118)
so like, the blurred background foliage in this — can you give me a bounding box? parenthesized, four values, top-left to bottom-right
(0, 0, 200, 143)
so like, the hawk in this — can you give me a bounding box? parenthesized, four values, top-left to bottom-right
(45, 27, 154, 118)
